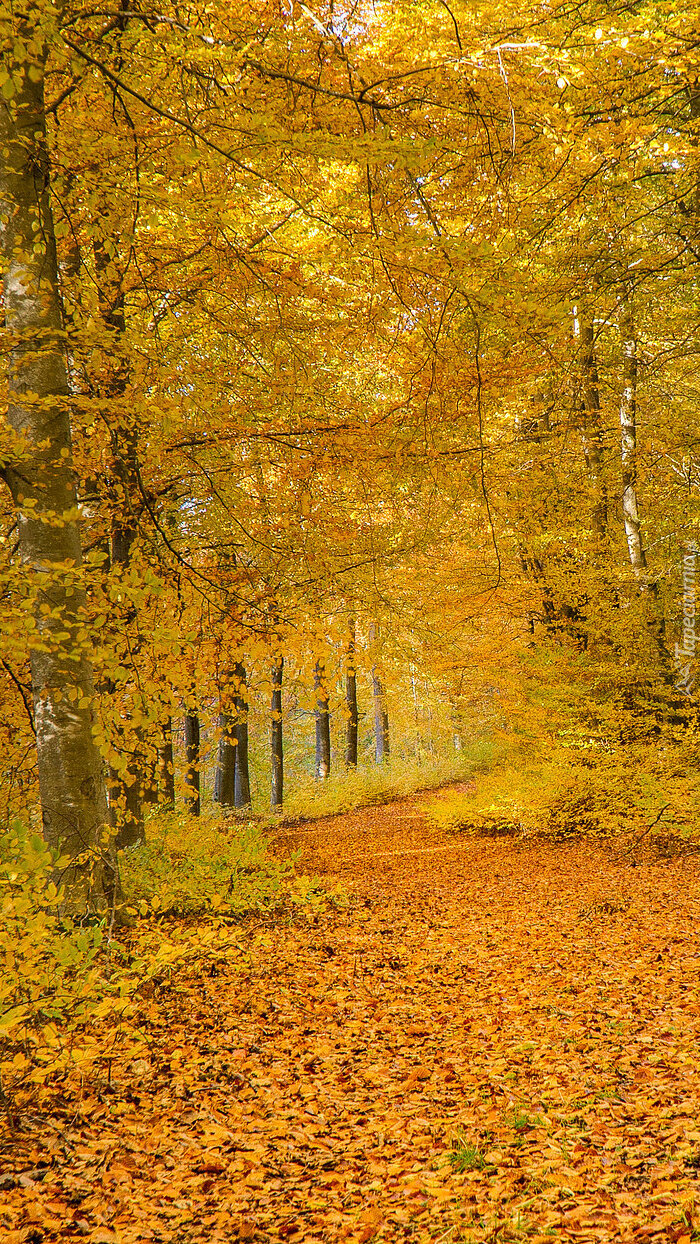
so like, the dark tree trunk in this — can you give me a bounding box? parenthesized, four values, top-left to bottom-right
(142, 760, 158, 805)
(315, 659, 331, 779)
(345, 624, 358, 769)
(184, 712, 201, 816)
(232, 663, 251, 809)
(271, 657, 284, 810)
(113, 756, 145, 849)
(95, 237, 146, 847)
(158, 717, 175, 806)
(214, 712, 237, 809)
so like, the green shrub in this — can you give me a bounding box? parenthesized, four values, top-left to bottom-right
(120, 811, 307, 917)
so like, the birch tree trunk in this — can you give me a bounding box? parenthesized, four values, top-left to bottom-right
(619, 295, 646, 574)
(618, 291, 668, 667)
(0, 24, 113, 912)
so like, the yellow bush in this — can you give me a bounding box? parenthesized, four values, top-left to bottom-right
(426, 742, 700, 847)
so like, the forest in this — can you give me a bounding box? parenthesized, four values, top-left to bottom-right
(1, 0, 700, 1241)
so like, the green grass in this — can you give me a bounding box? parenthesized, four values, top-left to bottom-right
(449, 1134, 487, 1173)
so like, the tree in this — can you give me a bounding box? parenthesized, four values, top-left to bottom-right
(0, 8, 112, 912)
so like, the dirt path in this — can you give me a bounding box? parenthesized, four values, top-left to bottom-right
(5, 791, 700, 1244)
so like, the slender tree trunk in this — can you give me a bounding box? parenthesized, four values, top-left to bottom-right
(95, 227, 147, 847)
(214, 712, 236, 809)
(271, 657, 284, 810)
(619, 296, 646, 574)
(577, 307, 608, 539)
(369, 624, 390, 764)
(158, 717, 175, 806)
(619, 291, 668, 666)
(0, 30, 113, 912)
(314, 659, 331, 779)
(113, 756, 145, 848)
(232, 662, 251, 809)
(142, 759, 159, 806)
(372, 667, 390, 763)
(184, 712, 201, 816)
(345, 622, 358, 768)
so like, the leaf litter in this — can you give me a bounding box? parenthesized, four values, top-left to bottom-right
(3, 788, 700, 1243)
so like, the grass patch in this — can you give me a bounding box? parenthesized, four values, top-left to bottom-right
(449, 1134, 487, 1173)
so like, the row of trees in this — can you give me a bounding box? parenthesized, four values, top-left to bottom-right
(145, 641, 392, 827)
(1, 0, 699, 909)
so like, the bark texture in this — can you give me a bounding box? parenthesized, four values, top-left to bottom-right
(619, 297, 646, 574)
(214, 712, 237, 808)
(0, 31, 112, 912)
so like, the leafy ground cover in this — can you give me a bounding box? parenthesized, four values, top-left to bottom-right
(2, 787, 700, 1243)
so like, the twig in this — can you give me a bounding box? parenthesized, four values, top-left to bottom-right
(617, 803, 671, 861)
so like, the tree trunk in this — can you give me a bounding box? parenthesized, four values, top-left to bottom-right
(369, 624, 390, 764)
(232, 663, 251, 809)
(619, 295, 646, 574)
(271, 657, 284, 810)
(158, 717, 175, 806)
(372, 667, 390, 764)
(214, 712, 236, 809)
(577, 308, 608, 540)
(619, 291, 668, 667)
(95, 229, 146, 847)
(142, 760, 158, 806)
(314, 659, 331, 779)
(0, 30, 113, 913)
(112, 756, 145, 849)
(184, 712, 201, 816)
(345, 623, 358, 768)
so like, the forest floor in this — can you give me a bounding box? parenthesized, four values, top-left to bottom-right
(4, 787, 700, 1244)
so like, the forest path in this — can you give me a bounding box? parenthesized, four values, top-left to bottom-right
(7, 790, 700, 1244)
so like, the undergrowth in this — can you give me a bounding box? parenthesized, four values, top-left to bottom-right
(0, 816, 325, 1120)
(272, 743, 498, 825)
(120, 813, 325, 918)
(426, 738, 700, 849)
